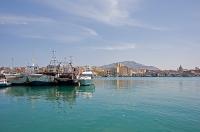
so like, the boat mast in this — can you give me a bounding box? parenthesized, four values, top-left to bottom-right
(50, 50, 57, 66)
(31, 50, 37, 67)
(69, 56, 73, 67)
(69, 56, 74, 79)
(49, 50, 60, 74)
(11, 57, 14, 71)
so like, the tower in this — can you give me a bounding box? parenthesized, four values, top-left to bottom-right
(178, 65, 183, 72)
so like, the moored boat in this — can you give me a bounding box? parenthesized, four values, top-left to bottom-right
(27, 74, 55, 86)
(26, 63, 55, 86)
(4, 73, 28, 86)
(79, 67, 93, 86)
(54, 57, 79, 86)
(0, 75, 11, 87)
(55, 73, 79, 86)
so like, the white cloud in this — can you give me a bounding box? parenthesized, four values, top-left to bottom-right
(39, 0, 137, 25)
(0, 14, 99, 42)
(95, 43, 136, 50)
(37, 0, 167, 30)
(18, 26, 98, 43)
(81, 27, 98, 36)
(21, 35, 46, 39)
(0, 14, 54, 25)
(20, 33, 84, 43)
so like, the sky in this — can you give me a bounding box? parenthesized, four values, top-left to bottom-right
(0, 0, 200, 70)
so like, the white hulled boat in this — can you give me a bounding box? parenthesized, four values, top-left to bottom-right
(26, 64, 55, 86)
(4, 73, 28, 85)
(27, 73, 55, 86)
(79, 67, 93, 86)
(0, 75, 11, 87)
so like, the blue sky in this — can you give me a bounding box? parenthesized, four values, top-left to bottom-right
(0, 0, 200, 69)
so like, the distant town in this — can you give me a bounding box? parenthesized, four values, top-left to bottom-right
(1, 61, 200, 77)
(93, 63, 200, 77)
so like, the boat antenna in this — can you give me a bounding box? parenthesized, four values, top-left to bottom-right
(64, 57, 68, 65)
(11, 57, 14, 69)
(31, 50, 36, 66)
(69, 56, 73, 67)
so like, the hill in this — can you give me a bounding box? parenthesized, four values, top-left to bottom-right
(101, 61, 159, 70)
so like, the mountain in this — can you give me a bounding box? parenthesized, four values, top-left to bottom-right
(101, 61, 159, 70)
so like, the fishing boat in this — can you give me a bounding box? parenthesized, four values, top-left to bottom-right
(26, 63, 55, 86)
(27, 74, 55, 86)
(55, 58, 79, 86)
(4, 73, 28, 85)
(55, 73, 79, 86)
(79, 67, 93, 86)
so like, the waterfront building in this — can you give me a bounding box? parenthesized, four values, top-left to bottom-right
(178, 65, 184, 73)
(118, 66, 129, 76)
(92, 67, 105, 77)
(132, 69, 147, 77)
(116, 63, 131, 76)
(26, 64, 39, 74)
(46, 65, 58, 73)
(0, 67, 12, 74)
(195, 67, 200, 70)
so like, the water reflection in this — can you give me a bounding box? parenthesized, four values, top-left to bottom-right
(4, 85, 95, 107)
(94, 78, 135, 89)
(115, 79, 133, 89)
(0, 87, 10, 94)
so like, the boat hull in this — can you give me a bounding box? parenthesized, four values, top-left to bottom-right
(28, 74, 55, 86)
(29, 81, 54, 86)
(0, 82, 11, 87)
(79, 79, 92, 86)
(0, 83, 9, 87)
(4, 74, 28, 85)
(55, 78, 79, 86)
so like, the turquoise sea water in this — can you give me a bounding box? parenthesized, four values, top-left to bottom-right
(0, 77, 200, 132)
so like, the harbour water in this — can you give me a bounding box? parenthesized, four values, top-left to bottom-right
(0, 77, 200, 132)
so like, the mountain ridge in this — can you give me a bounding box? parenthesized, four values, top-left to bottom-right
(100, 61, 159, 70)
